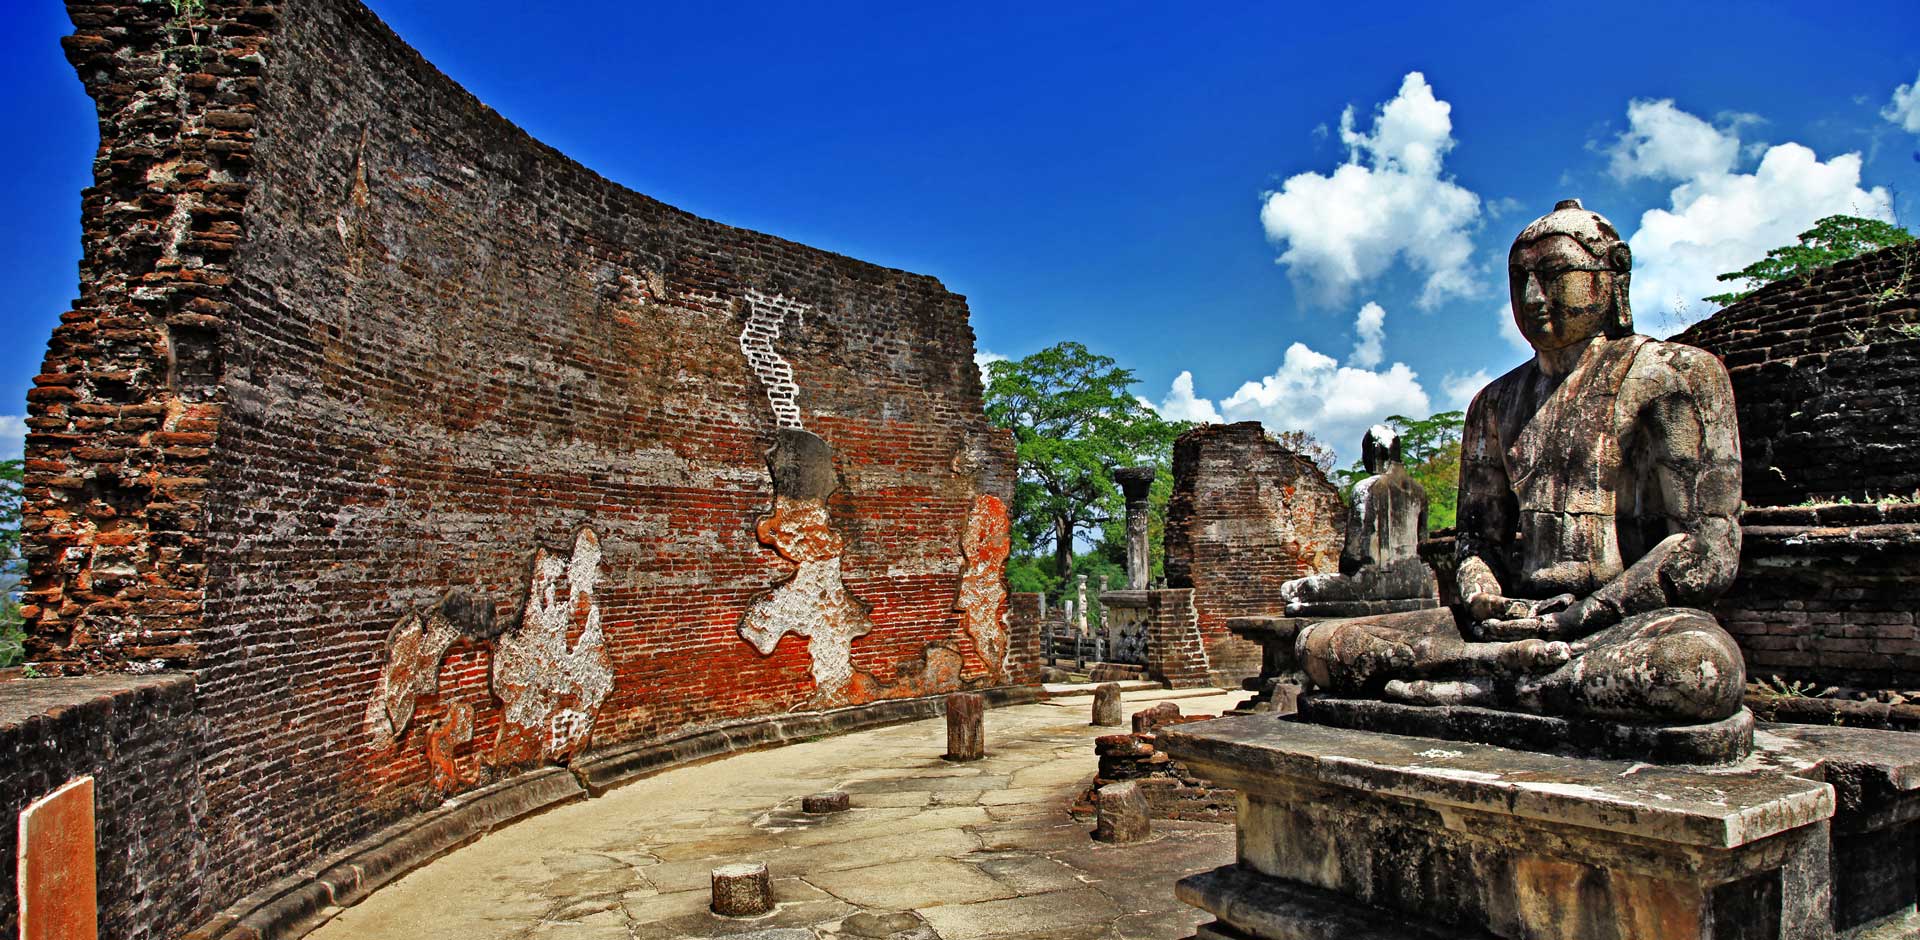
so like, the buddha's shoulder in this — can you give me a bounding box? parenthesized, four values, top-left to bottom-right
(1624, 335, 1731, 387)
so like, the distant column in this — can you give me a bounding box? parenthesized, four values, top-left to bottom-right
(1076, 575, 1089, 632)
(1114, 466, 1157, 590)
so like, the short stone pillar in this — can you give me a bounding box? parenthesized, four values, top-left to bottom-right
(1093, 781, 1151, 843)
(802, 791, 850, 814)
(1092, 683, 1123, 727)
(944, 692, 985, 761)
(1113, 465, 1157, 590)
(710, 861, 774, 917)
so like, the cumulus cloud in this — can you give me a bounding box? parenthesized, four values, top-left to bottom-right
(1259, 72, 1483, 310)
(974, 349, 1008, 381)
(1348, 302, 1386, 368)
(1885, 70, 1920, 134)
(1441, 370, 1492, 411)
(1604, 100, 1896, 333)
(1146, 371, 1224, 424)
(0, 415, 23, 460)
(1607, 99, 1739, 182)
(1143, 304, 1430, 464)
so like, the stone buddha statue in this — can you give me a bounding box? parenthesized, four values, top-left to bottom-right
(1278, 425, 1438, 617)
(1295, 199, 1746, 727)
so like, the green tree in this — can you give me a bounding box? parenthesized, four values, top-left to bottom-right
(1335, 411, 1466, 531)
(984, 343, 1188, 586)
(1, 458, 24, 668)
(1705, 215, 1915, 305)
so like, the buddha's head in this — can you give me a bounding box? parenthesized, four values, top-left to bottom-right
(1361, 424, 1402, 475)
(1508, 199, 1633, 352)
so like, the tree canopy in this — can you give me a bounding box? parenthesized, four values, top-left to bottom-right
(984, 342, 1187, 589)
(1705, 215, 1915, 305)
(2, 458, 24, 667)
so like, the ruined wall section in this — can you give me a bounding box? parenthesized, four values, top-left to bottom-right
(1674, 245, 1920, 699)
(27, 0, 1014, 923)
(1163, 422, 1344, 686)
(1674, 243, 1920, 506)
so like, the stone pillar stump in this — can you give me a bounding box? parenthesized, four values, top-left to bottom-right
(1093, 781, 1152, 843)
(1092, 683, 1123, 727)
(711, 862, 774, 917)
(945, 692, 985, 761)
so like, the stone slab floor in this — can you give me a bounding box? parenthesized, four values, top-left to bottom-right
(310, 689, 1245, 940)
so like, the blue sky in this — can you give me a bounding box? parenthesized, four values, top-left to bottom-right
(5, 1, 1920, 466)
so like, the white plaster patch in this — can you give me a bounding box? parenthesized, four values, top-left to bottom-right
(1416, 748, 1464, 760)
(491, 527, 616, 764)
(739, 290, 808, 430)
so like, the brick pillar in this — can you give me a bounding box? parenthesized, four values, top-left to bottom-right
(1145, 588, 1212, 688)
(1004, 593, 1047, 685)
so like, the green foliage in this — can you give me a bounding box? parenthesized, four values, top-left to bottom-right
(1705, 215, 1915, 305)
(984, 342, 1188, 583)
(1334, 411, 1465, 531)
(2, 458, 21, 668)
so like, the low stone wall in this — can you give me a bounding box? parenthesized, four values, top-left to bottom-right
(0, 675, 204, 940)
(1720, 505, 1920, 698)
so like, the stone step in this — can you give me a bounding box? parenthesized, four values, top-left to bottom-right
(1040, 680, 1165, 699)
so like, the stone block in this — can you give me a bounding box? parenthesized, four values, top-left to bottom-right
(1163, 716, 1836, 940)
(18, 776, 97, 940)
(801, 791, 850, 814)
(1092, 781, 1150, 843)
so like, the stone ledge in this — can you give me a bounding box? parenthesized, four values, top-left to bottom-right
(1296, 694, 1756, 765)
(1180, 863, 1489, 940)
(1160, 715, 1833, 849)
(186, 684, 1041, 940)
(186, 767, 586, 940)
(0, 672, 193, 728)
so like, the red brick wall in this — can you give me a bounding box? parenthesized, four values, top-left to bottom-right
(1163, 422, 1344, 685)
(23, 0, 1014, 925)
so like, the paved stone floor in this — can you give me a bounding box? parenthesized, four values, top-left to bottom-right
(311, 688, 1246, 940)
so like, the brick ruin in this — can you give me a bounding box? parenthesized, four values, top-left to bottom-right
(1162, 422, 1345, 687)
(9, 1, 1017, 936)
(1673, 243, 1920, 715)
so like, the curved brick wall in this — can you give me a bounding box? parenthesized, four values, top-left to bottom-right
(21, 0, 1013, 932)
(1674, 243, 1920, 506)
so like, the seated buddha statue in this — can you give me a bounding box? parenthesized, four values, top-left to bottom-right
(1279, 424, 1439, 617)
(1295, 199, 1746, 725)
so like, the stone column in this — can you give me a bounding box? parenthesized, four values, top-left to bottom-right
(1114, 466, 1157, 590)
(1075, 575, 1089, 633)
(1092, 682, 1123, 726)
(711, 862, 774, 916)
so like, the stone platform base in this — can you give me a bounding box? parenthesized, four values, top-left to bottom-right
(1163, 715, 1836, 940)
(1297, 694, 1756, 764)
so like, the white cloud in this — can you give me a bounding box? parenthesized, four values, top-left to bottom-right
(1145, 371, 1224, 424)
(1631, 144, 1894, 334)
(0, 415, 23, 461)
(1885, 70, 1920, 133)
(1348, 302, 1386, 369)
(974, 349, 1007, 382)
(1606, 99, 1739, 182)
(1146, 306, 1431, 465)
(1599, 99, 1897, 334)
(1259, 72, 1483, 310)
(1441, 370, 1492, 411)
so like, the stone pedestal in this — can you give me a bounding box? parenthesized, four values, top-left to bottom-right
(944, 692, 985, 761)
(1163, 716, 1838, 940)
(1092, 683, 1123, 727)
(1223, 616, 1309, 714)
